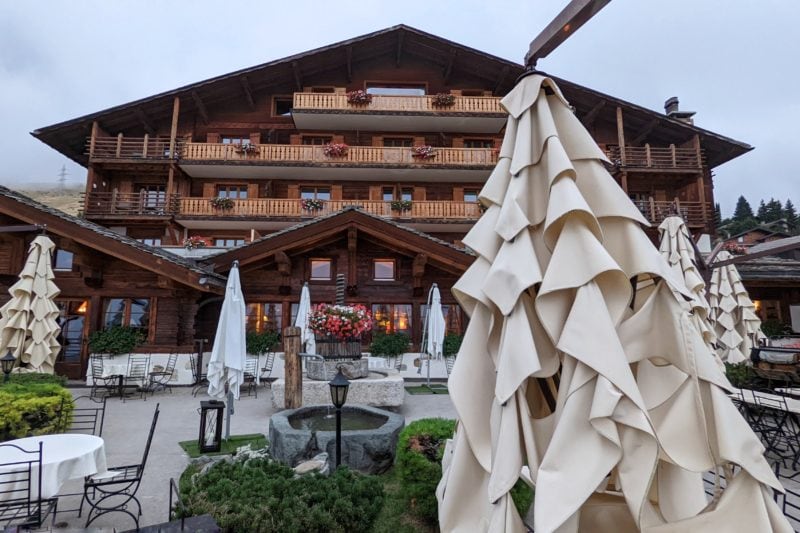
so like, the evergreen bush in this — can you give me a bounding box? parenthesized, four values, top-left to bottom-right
(443, 333, 463, 357)
(0, 378, 72, 441)
(246, 330, 281, 355)
(724, 362, 753, 388)
(88, 326, 145, 355)
(369, 333, 410, 357)
(178, 458, 384, 532)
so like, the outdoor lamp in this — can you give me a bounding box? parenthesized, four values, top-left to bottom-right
(198, 400, 225, 453)
(328, 369, 351, 467)
(1, 351, 15, 382)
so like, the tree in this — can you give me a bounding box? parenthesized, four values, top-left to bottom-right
(756, 199, 767, 221)
(732, 196, 754, 221)
(764, 198, 784, 223)
(785, 199, 798, 233)
(713, 203, 722, 228)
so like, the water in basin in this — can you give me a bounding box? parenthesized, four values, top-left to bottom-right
(289, 410, 388, 431)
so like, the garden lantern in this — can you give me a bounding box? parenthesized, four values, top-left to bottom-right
(1, 351, 14, 382)
(328, 369, 350, 467)
(198, 400, 225, 453)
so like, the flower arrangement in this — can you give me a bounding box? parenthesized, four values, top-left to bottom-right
(432, 93, 456, 107)
(390, 200, 413, 212)
(323, 143, 349, 157)
(301, 198, 325, 211)
(411, 145, 437, 159)
(722, 242, 749, 255)
(308, 303, 373, 340)
(234, 143, 258, 155)
(346, 90, 372, 105)
(183, 236, 210, 250)
(209, 197, 235, 210)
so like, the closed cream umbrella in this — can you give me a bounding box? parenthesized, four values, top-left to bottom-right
(709, 250, 764, 363)
(436, 73, 789, 533)
(295, 282, 316, 355)
(0, 235, 61, 373)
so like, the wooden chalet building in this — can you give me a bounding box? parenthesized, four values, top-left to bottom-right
(20, 25, 753, 378)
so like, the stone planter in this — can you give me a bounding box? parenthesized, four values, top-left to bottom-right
(306, 357, 370, 381)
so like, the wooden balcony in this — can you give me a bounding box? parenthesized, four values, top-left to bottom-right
(606, 144, 705, 172)
(176, 198, 482, 220)
(82, 192, 176, 217)
(87, 135, 179, 161)
(291, 93, 506, 133)
(632, 198, 710, 227)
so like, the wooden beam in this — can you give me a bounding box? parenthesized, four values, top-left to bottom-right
(494, 65, 510, 95)
(0, 224, 41, 233)
(345, 46, 353, 82)
(168, 96, 180, 159)
(134, 107, 156, 136)
(616, 106, 626, 164)
(240, 76, 256, 111)
(712, 241, 800, 268)
(443, 49, 457, 85)
(580, 100, 605, 127)
(630, 118, 659, 145)
(525, 0, 612, 67)
(191, 91, 208, 124)
(395, 31, 405, 67)
(291, 61, 303, 92)
(348, 226, 357, 288)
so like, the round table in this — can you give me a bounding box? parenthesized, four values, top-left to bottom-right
(0, 434, 107, 499)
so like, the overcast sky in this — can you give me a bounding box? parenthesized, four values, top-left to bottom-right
(1, 0, 797, 215)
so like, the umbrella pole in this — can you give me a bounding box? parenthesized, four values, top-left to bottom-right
(226, 390, 233, 440)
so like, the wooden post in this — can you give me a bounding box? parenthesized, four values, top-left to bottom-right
(645, 143, 652, 167)
(168, 96, 180, 159)
(694, 134, 703, 169)
(670, 144, 677, 167)
(697, 174, 708, 226)
(115, 133, 123, 158)
(142, 133, 149, 158)
(283, 326, 302, 409)
(620, 171, 628, 193)
(615, 107, 626, 166)
(649, 196, 656, 223)
(89, 121, 99, 158)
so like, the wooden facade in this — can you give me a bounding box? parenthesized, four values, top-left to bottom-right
(23, 25, 756, 376)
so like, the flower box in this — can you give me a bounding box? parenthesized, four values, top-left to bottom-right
(431, 93, 456, 107)
(209, 197, 235, 210)
(315, 336, 363, 360)
(390, 200, 413, 212)
(183, 236, 210, 250)
(323, 143, 349, 157)
(346, 90, 373, 105)
(301, 198, 325, 211)
(308, 304, 373, 360)
(411, 145, 437, 159)
(234, 144, 258, 155)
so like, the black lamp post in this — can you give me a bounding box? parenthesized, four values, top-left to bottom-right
(1, 351, 15, 383)
(198, 400, 225, 453)
(328, 369, 350, 467)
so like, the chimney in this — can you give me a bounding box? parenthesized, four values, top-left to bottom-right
(664, 96, 696, 125)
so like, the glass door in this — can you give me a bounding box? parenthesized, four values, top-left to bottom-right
(55, 300, 89, 379)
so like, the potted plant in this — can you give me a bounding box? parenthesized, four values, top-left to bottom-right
(308, 303, 373, 359)
(234, 143, 259, 155)
(431, 93, 456, 107)
(301, 198, 325, 211)
(246, 330, 281, 355)
(209, 197, 235, 210)
(323, 143, 349, 157)
(183, 236, 210, 250)
(346, 90, 372, 105)
(88, 326, 146, 356)
(390, 200, 413, 212)
(411, 145, 437, 160)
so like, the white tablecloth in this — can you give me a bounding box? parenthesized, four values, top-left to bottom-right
(101, 361, 129, 378)
(0, 434, 107, 499)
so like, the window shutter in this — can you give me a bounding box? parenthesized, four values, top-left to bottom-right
(369, 186, 382, 201)
(289, 134, 302, 145)
(452, 187, 464, 201)
(287, 184, 300, 199)
(207, 133, 220, 143)
(331, 185, 343, 200)
(413, 187, 426, 201)
(247, 183, 259, 198)
(203, 183, 215, 197)
(413, 136, 425, 146)
(249, 133, 260, 145)
(372, 136, 383, 147)
(452, 138, 464, 148)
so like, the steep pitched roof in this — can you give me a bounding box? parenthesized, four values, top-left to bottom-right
(33, 25, 750, 169)
(204, 207, 474, 275)
(0, 186, 225, 292)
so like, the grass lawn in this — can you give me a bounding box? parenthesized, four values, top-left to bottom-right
(405, 385, 449, 395)
(178, 433, 267, 458)
(371, 468, 438, 533)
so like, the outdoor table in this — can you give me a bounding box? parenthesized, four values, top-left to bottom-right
(730, 387, 800, 414)
(0, 434, 107, 500)
(775, 387, 800, 398)
(101, 359, 129, 397)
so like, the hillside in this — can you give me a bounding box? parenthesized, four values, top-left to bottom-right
(17, 187, 83, 216)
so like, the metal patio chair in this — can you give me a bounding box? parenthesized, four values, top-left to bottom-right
(751, 390, 800, 466)
(243, 357, 259, 398)
(64, 395, 107, 437)
(0, 441, 58, 529)
(89, 355, 118, 398)
(81, 403, 160, 530)
(190, 353, 208, 397)
(148, 353, 178, 395)
(259, 351, 277, 385)
(124, 354, 151, 402)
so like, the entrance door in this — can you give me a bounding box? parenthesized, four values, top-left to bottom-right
(55, 300, 89, 379)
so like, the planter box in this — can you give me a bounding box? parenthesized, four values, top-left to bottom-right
(315, 337, 362, 359)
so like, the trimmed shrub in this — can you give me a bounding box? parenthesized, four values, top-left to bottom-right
(0, 379, 72, 441)
(179, 458, 384, 532)
(369, 333, 410, 358)
(246, 330, 281, 355)
(395, 418, 456, 522)
(88, 326, 145, 355)
(725, 362, 754, 388)
(443, 333, 463, 357)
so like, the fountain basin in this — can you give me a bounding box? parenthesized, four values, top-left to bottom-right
(271, 371, 404, 408)
(268, 405, 405, 474)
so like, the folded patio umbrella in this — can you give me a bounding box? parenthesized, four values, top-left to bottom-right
(426, 284, 446, 359)
(436, 73, 789, 533)
(0, 235, 61, 373)
(657, 217, 717, 355)
(295, 282, 316, 355)
(207, 261, 247, 400)
(708, 250, 764, 364)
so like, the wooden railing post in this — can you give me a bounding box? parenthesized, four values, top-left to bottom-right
(89, 121, 98, 158)
(670, 144, 677, 167)
(142, 134, 149, 158)
(115, 133, 123, 158)
(283, 326, 302, 409)
(645, 144, 652, 167)
(649, 197, 656, 222)
(110, 189, 118, 214)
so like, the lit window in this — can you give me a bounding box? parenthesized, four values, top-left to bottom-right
(310, 259, 332, 280)
(213, 239, 245, 247)
(300, 187, 331, 200)
(371, 304, 412, 334)
(102, 298, 151, 335)
(54, 250, 74, 271)
(421, 304, 463, 335)
(246, 303, 283, 333)
(463, 190, 479, 203)
(374, 260, 395, 280)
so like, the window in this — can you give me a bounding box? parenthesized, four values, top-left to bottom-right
(371, 304, 412, 335)
(383, 137, 413, 148)
(373, 260, 395, 280)
(310, 259, 332, 280)
(463, 139, 494, 149)
(217, 185, 248, 199)
(221, 136, 250, 146)
(138, 185, 166, 208)
(421, 304, 464, 335)
(302, 136, 332, 146)
(300, 187, 331, 200)
(463, 189, 479, 203)
(246, 303, 283, 333)
(366, 84, 426, 96)
(53, 249, 74, 271)
(102, 298, 151, 333)
(213, 238, 245, 247)
(136, 238, 162, 246)
(273, 97, 293, 116)
(57, 300, 87, 363)
(400, 188, 413, 201)
(382, 187, 413, 201)
(382, 187, 394, 202)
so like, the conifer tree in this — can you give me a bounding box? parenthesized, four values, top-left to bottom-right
(732, 196, 754, 221)
(756, 199, 767, 221)
(785, 199, 798, 233)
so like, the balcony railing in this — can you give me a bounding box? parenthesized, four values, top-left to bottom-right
(632, 198, 710, 227)
(87, 135, 181, 160)
(606, 144, 704, 170)
(179, 143, 497, 167)
(82, 192, 177, 216)
(293, 93, 504, 114)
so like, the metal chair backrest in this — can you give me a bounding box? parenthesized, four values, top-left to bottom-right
(161, 353, 178, 376)
(244, 357, 258, 377)
(190, 353, 206, 383)
(262, 351, 276, 373)
(90, 356, 105, 378)
(127, 355, 150, 385)
(445, 355, 456, 376)
(66, 395, 107, 437)
(138, 404, 160, 478)
(0, 441, 44, 524)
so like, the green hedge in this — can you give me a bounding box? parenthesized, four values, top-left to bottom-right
(0, 377, 72, 441)
(443, 334, 463, 357)
(179, 458, 384, 532)
(369, 333, 410, 357)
